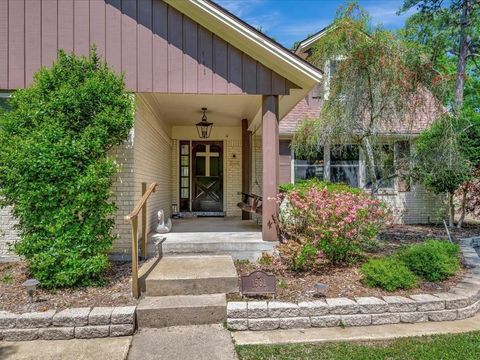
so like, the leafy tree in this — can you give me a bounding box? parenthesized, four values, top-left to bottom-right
(0, 50, 134, 288)
(401, 0, 480, 226)
(292, 2, 443, 194)
(411, 115, 472, 225)
(401, 0, 480, 114)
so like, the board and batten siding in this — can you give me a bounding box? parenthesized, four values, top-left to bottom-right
(0, 0, 293, 95)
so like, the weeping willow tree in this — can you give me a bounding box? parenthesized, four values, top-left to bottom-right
(292, 2, 446, 194)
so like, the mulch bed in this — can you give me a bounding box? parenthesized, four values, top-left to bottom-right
(231, 223, 480, 302)
(0, 261, 137, 313)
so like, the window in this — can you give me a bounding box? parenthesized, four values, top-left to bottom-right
(324, 58, 343, 99)
(330, 145, 359, 187)
(329, 59, 342, 82)
(365, 144, 395, 189)
(179, 141, 190, 212)
(395, 140, 411, 192)
(0, 93, 11, 112)
(294, 148, 324, 181)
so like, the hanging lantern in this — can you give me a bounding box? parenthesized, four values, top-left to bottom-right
(196, 107, 213, 139)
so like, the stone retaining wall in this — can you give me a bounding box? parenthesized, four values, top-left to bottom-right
(227, 237, 480, 331)
(0, 306, 136, 341)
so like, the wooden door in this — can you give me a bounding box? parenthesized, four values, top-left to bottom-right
(191, 141, 223, 212)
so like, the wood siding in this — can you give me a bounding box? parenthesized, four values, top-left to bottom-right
(0, 0, 292, 95)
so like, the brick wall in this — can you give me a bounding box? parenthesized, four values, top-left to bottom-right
(111, 95, 172, 255)
(225, 139, 242, 217)
(0, 203, 18, 256)
(378, 184, 447, 224)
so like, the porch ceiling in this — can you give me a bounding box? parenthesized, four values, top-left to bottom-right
(141, 93, 261, 127)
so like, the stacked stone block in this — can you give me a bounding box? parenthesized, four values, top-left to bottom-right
(227, 237, 480, 331)
(0, 306, 136, 341)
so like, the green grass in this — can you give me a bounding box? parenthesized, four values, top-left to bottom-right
(235, 331, 480, 360)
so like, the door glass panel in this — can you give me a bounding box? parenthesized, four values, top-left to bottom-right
(210, 157, 220, 177)
(181, 178, 189, 187)
(181, 145, 189, 155)
(181, 156, 189, 166)
(196, 157, 206, 176)
(181, 188, 189, 198)
(181, 167, 189, 177)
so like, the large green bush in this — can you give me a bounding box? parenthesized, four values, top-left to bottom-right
(0, 50, 134, 288)
(398, 240, 460, 282)
(360, 257, 418, 292)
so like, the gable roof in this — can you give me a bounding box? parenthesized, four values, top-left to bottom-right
(164, 0, 323, 89)
(294, 25, 335, 54)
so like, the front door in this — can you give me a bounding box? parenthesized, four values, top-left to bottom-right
(192, 141, 223, 212)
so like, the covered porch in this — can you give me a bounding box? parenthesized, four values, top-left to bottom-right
(149, 217, 275, 261)
(106, 0, 323, 258)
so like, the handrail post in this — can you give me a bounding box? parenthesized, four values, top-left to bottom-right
(141, 182, 147, 259)
(131, 216, 140, 299)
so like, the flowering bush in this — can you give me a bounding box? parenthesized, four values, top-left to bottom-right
(277, 180, 390, 269)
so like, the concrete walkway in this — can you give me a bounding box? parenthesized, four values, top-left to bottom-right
(0, 336, 132, 360)
(127, 324, 238, 360)
(233, 313, 480, 345)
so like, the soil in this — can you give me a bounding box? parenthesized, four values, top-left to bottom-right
(0, 261, 137, 313)
(230, 223, 480, 303)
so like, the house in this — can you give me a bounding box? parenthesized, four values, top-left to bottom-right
(0, 1, 444, 263)
(276, 27, 446, 225)
(0, 0, 322, 261)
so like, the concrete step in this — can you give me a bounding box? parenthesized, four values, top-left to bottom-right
(144, 255, 239, 296)
(136, 293, 226, 328)
(149, 233, 276, 262)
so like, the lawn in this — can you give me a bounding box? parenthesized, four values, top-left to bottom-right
(235, 331, 480, 360)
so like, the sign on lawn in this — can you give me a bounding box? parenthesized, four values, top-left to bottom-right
(240, 270, 276, 297)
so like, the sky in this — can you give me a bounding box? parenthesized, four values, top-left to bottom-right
(215, 0, 417, 48)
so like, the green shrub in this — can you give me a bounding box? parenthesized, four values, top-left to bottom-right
(294, 243, 318, 271)
(277, 180, 390, 267)
(0, 50, 134, 288)
(360, 257, 418, 291)
(398, 240, 460, 282)
(279, 178, 363, 196)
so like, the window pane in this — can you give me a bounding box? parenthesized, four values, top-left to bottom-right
(196, 144, 206, 152)
(294, 148, 324, 181)
(181, 156, 189, 166)
(196, 157, 206, 176)
(181, 167, 189, 177)
(331, 145, 359, 161)
(365, 144, 395, 189)
(331, 145, 359, 187)
(331, 166, 359, 187)
(295, 165, 324, 181)
(181, 145, 189, 155)
(181, 188, 189, 198)
(210, 157, 220, 177)
(181, 178, 189, 187)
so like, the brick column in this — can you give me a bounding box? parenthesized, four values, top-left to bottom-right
(262, 95, 279, 241)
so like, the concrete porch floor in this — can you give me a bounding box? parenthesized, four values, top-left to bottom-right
(150, 217, 275, 261)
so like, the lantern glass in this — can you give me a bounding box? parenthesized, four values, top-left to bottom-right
(196, 108, 213, 138)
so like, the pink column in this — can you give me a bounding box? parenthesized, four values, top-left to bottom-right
(262, 95, 279, 241)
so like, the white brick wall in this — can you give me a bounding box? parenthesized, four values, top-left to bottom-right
(0, 203, 19, 256)
(225, 139, 242, 216)
(110, 95, 172, 255)
(378, 184, 447, 224)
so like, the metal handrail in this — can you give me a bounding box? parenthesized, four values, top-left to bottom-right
(124, 182, 158, 298)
